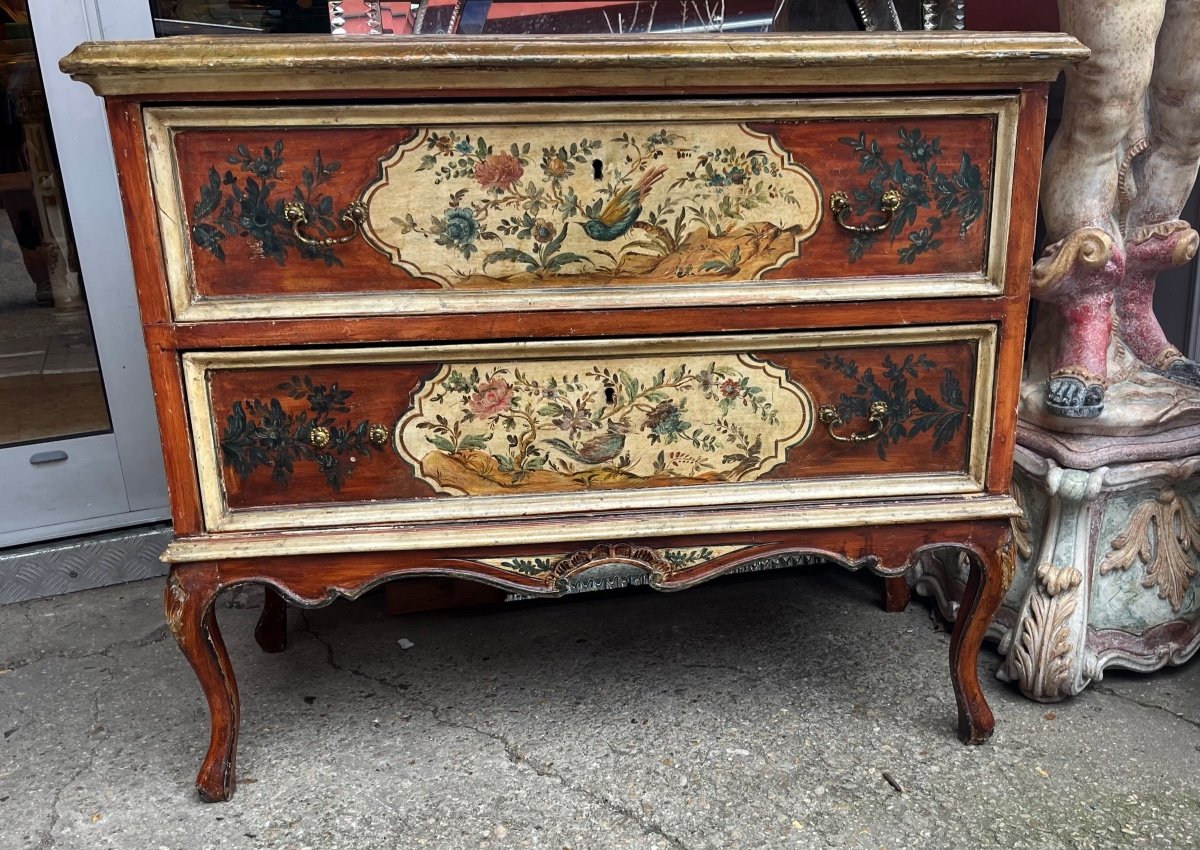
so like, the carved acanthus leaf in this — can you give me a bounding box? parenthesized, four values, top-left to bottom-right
(164, 574, 188, 641)
(1036, 562, 1082, 597)
(1011, 483, 1034, 561)
(1100, 490, 1200, 612)
(1006, 569, 1078, 702)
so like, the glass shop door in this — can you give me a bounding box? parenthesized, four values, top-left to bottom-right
(0, 2, 167, 547)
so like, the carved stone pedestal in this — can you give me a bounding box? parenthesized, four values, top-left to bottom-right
(913, 391, 1200, 701)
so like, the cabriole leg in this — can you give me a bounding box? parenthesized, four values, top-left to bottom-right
(882, 576, 911, 612)
(255, 586, 289, 653)
(164, 564, 240, 802)
(948, 535, 1014, 744)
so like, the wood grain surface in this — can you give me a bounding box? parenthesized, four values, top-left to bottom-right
(204, 338, 979, 511)
(171, 114, 995, 299)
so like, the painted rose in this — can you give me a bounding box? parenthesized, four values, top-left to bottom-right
(433, 208, 480, 259)
(543, 154, 569, 180)
(473, 152, 524, 192)
(468, 377, 515, 418)
(532, 219, 557, 244)
(720, 378, 742, 399)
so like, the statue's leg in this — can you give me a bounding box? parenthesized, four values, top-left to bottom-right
(1118, 222, 1200, 383)
(1036, 0, 1164, 417)
(164, 565, 240, 802)
(1117, 0, 1200, 385)
(1032, 231, 1123, 418)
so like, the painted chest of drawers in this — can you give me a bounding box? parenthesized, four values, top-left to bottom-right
(63, 33, 1084, 801)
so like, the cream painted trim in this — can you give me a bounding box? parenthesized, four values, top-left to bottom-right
(183, 324, 998, 533)
(144, 96, 1019, 322)
(162, 494, 1022, 563)
(62, 33, 1088, 97)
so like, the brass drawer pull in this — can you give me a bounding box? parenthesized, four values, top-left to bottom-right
(308, 426, 332, 448)
(818, 401, 889, 443)
(283, 200, 367, 248)
(829, 189, 901, 235)
(368, 424, 391, 447)
(308, 424, 390, 449)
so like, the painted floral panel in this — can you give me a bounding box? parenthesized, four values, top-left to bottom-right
(396, 353, 814, 496)
(360, 121, 822, 289)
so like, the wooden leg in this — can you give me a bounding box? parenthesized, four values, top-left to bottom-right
(255, 586, 289, 653)
(881, 576, 911, 612)
(164, 564, 240, 802)
(948, 535, 1013, 744)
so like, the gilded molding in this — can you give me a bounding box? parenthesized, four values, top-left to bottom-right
(60, 34, 1088, 97)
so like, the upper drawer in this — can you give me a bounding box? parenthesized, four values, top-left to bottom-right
(146, 97, 1018, 322)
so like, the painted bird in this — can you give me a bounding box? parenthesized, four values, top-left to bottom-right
(581, 165, 669, 242)
(543, 422, 628, 465)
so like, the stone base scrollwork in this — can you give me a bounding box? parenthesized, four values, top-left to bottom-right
(913, 435, 1200, 701)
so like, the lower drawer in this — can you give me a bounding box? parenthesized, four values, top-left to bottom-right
(184, 325, 996, 532)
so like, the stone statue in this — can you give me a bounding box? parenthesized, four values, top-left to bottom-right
(918, 1, 1200, 704)
(1034, 0, 1200, 419)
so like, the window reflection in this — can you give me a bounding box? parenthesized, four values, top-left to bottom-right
(0, 3, 111, 446)
(155, 1, 967, 38)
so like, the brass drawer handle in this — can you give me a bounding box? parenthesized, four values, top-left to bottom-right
(283, 200, 367, 247)
(309, 424, 390, 450)
(818, 401, 889, 443)
(829, 189, 901, 235)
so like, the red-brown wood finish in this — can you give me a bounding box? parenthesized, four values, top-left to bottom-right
(83, 44, 1060, 801)
(169, 114, 997, 301)
(882, 575, 912, 613)
(254, 587, 288, 654)
(148, 296, 1006, 349)
(985, 85, 1049, 494)
(166, 519, 1013, 801)
(205, 338, 979, 512)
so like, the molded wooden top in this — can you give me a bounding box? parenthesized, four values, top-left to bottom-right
(62, 32, 1087, 97)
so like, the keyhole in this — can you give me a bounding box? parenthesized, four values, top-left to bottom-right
(605, 386, 615, 404)
(592, 159, 604, 180)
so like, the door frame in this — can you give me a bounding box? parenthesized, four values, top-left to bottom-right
(0, 0, 167, 547)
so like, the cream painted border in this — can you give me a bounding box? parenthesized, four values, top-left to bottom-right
(163, 494, 1021, 563)
(145, 96, 1019, 322)
(183, 324, 998, 533)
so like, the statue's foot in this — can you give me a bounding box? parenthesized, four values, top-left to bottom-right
(1117, 222, 1200, 376)
(1046, 371, 1105, 419)
(1149, 347, 1200, 389)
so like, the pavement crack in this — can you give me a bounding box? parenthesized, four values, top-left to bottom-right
(39, 683, 106, 849)
(1091, 684, 1200, 729)
(320, 647, 694, 850)
(2, 626, 171, 674)
(298, 612, 342, 671)
(441, 709, 691, 850)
